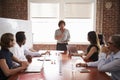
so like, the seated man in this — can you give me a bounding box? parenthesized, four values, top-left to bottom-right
(10, 31, 49, 67)
(98, 34, 120, 80)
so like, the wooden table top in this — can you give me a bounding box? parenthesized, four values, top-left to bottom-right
(8, 51, 112, 80)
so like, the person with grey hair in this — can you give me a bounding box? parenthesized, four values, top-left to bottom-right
(98, 34, 120, 80)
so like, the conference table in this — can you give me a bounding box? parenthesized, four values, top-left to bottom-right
(8, 50, 112, 80)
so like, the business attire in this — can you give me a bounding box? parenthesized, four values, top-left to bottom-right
(0, 48, 13, 80)
(10, 43, 27, 61)
(86, 44, 99, 61)
(55, 29, 70, 51)
(10, 43, 41, 66)
(98, 51, 120, 80)
(24, 48, 41, 57)
(87, 52, 106, 67)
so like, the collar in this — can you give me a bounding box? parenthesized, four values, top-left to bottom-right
(113, 51, 120, 59)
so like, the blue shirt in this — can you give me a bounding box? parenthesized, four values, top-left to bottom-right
(87, 52, 107, 67)
(98, 51, 120, 80)
(0, 47, 13, 80)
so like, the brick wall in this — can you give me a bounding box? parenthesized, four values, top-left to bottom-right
(33, 44, 88, 52)
(96, 0, 120, 41)
(1, 0, 28, 20)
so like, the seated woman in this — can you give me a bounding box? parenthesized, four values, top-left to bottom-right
(0, 33, 28, 80)
(76, 33, 107, 67)
(76, 46, 109, 67)
(71, 31, 100, 62)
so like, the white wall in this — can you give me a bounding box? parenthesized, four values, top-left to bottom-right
(0, 18, 33, 48)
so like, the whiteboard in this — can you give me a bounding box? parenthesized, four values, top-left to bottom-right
(0, 18, 33, 48)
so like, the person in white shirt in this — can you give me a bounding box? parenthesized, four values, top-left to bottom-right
(10, 31, 49, 66)
(55, 20, 70, 54)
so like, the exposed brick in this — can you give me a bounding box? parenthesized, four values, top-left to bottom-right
(1, 0, 28, 20)
(96, 0, 120, 41)
(0, 0, 120, 50)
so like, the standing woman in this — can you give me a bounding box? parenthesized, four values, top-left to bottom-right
(55, 20, 70, 54)
(0, 33, 28, 80)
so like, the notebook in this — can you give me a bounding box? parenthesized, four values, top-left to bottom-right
(25, 56, 46, 73)
(37, 55, 51, 61)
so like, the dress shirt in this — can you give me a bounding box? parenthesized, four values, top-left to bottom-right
(24, 48, 41, 57)
(10, 43, 27, 61)
(10, 44, 41, 66)
(10, 44, 41, 59)
(98, 51, 120, 80)
(55, 29, 70, 43)
(87, 52, 106, 67)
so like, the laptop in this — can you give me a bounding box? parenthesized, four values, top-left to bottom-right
(25, 56, 46, 73)
(67, 45, 78, 54)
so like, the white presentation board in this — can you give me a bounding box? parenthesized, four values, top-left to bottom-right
(0, 18, 33, 48)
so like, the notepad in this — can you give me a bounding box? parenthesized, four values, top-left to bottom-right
(25, 63, 43, 73)
(37, 55, 51, 61)
(25, 56, 46, 73)
(25, 62, 44, 73)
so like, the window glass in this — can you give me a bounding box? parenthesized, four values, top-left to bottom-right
(30, 2, 95, 44)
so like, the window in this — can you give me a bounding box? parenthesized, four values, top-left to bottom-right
(31, 18, 59, 43)
(30, 1, 95, 44)
(30, 3, 59, 43)
(65, 19, 93, 43)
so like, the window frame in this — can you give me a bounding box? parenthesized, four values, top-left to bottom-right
(29, 0, 96, 44)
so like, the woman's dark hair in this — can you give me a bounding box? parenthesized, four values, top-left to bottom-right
(88, 31, 99, 45)
(88, 31, 100, 51)
(58, 20, 66, 27)
(0, 33, 14, 48)
(98, 34, 105, 45)
(16, 31, 26, 43)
